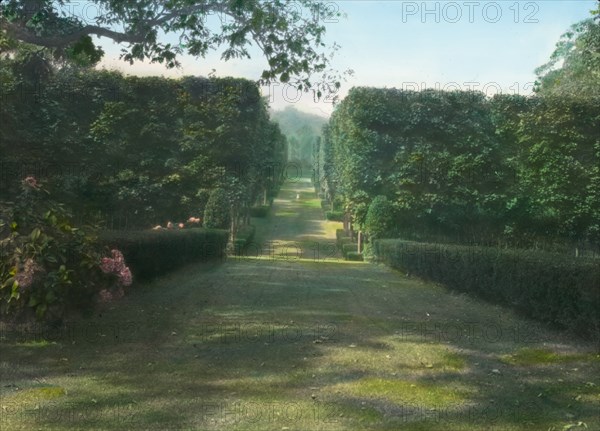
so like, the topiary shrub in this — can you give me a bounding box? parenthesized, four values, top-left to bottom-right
(249, 206, 270, 218)
(337, 237, 354, 251)
(342, 243, 357, 258)
(336, 229, 346, 240)
(325, 211, 344, 221)
(346, 252, 364, 262)
(233, 225, 256, 255)
(365, 196, 396, 240)
(203, 188, 231, 230)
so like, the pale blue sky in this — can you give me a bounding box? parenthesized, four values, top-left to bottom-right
(96, 1, 598, 118)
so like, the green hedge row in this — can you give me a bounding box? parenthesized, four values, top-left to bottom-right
(321, 200, 330, 211)
(233, 225, 256, 255)
(99, 228, 228, 281)
(347, 252, 364, 262)
(325, 211, 345, 221)
(249, 206, 270, 218)
(342, 243, 358, 258)
(374, 239, 600, 341)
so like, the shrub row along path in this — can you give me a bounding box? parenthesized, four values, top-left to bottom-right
(1, 178, 599, 431)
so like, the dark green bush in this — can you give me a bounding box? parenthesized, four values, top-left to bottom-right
(342, 243, 357, 258)
(336, 229, 348, 241)
(326, 211, 344, 221)
(321, 200, 330, 211)
(347, 252, 364, 262)
(1, 178, 108, 321)
(249, 206, 270, 218)
(99, 228, 228, 280)
(338, 237, 354, 250)
(204, 188, 231, 229)
(365, 196, 396, 240)
(233, 225, 256, 255)
(374, 239, 600, 341)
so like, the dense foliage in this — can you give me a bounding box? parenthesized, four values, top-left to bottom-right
(203, 188, 232, 230)
(0, 43, 287, 321)
(321, 88, 599, 251)
(364, 196, 396, 240)
(320, 12, 600, 253)
(374, 239, 600, 341)
(0, 60, 287, 232)
(0, 178, 109, 321)
(0, 0, 348, 96)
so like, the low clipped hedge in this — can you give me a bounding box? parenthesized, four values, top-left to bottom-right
(325, 211, 345, 221)
(249, 206, 270, 218)
(374, 239, 600, 341)
(99, 228, 228, 281)
(233, 225, 256, 255)
(336, 229, 347, 241)
(342, 243, 358, 258)
(347, 252, 364, 262)
(338, 237, 354, 250)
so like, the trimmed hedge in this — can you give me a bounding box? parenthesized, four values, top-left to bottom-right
(336, 229, 347, 241)
(321, 200, 330, 211)
(233, 225, 256, 255)
(99, 228, 228, 280)
(338, 237, 354, 250)
(204, 188, 231, 229)
(325, 211, 345, 221)
(249, 206, 270, 218)
(365, 195, 396, 239)
(347, 252, 364, 262)
(374, 239, 600, 341)
(342, 243, 358, 258)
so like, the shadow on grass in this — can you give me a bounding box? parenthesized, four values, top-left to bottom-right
(1, 177, 598, 430)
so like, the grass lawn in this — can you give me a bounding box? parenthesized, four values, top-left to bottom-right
(1, 177, 598, 430)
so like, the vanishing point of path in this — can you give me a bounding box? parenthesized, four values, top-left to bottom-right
(1, 178, 599, 431)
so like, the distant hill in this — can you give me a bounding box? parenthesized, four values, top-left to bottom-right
(270, 107, 327, 136)
(270, 107, 328, 164)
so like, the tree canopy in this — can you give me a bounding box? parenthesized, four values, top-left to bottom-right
(534, 4, 600, 97)
(0, 0, 347, 95)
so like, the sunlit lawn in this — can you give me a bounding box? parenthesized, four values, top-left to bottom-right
(1, 178, 598, 431)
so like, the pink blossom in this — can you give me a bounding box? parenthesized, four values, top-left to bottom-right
(178, 223, 185, 229)
(167, 221, 174, 229)
(152, 225, 163, 230)
(16, 258, 43, 289)
(111, 249, 125, 272)
(99, 249, 133, 287)
(22, 176, 39, 189)
(100, 257, 115, 273)
(118, 267, 132, 287)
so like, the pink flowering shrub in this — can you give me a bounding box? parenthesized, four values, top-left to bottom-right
(150, 217, 202, 232)
(1, 176, 110, 320)
(98, 249, 133, 302)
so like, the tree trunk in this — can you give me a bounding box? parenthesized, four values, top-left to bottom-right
(358, 231, 362, 253)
